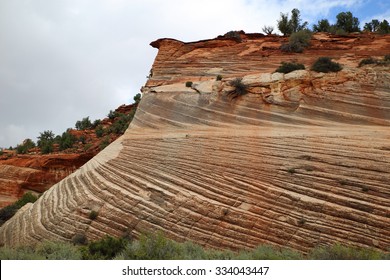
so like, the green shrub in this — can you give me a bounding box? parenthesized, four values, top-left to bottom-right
(275, 62, 305, 74)
(227, 78, 249, 98)
(81, 235, 128, 260)
(311, 57, 342, 73)
(185, 81, 193, 87)
(359, 57, 377, 67)
(309, 243, 383, 260)
(89, 210, 98, 220)
(75, 117, 93, 130)
(16, 139, 36, 154)
(71, 233, 88, 245)
(99, 137, 110, 150)
(58, 131, 76, 151)
(224, 31, 242, 42)
(37, 130, 55, 154)
(95, 125, 105, 138)
(107, 110, 118, 120)
(216, 75, 223, 81)
(384, 55, 390, 62)
(35, 241, 82, 260)
(238, 244, 303, 260)
(0, 241, 81, 260)
(0, 192, 38, 226)
(281, 30, 312, 53)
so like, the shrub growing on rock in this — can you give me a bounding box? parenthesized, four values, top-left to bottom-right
(185, 81, 193, 87)
(227, 78, 249, 98)
(311, 57, 342, 73)
(275, 62, 305, 74)
(281, 30, 312, 53)
(359, 57, 377, 67)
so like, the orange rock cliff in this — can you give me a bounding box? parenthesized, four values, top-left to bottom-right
(0, 32, 389, 253)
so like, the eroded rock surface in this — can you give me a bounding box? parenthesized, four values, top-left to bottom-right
(1, 33, 389, 253)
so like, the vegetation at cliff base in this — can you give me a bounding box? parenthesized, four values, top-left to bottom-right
(0, 231, 388, 260)
(0, 192, 38, 226)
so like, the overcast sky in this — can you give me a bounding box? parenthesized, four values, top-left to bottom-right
(0, 0, 389, 148)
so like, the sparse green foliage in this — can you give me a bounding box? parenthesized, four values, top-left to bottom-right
(359, 57, 377, 67)
(216, 75, 223, 81)
(0, 192, 38, 226)
(275, 62, 305, 74)
(107, 110, 118, 120)
(335, 11, 360, 33)
(277, 8, 307, 36)
(309, 243, 383, 260)
(313, 19, 331, 32)
(16, 138, 36, 154)
(224, 31, 242, 42)
(227, 78, 249, 98)
(58, 131, 76, 151)
(364, 19, 380, 32)
(185, 81, 193, 88)
(95, 125, 105, 138)
(71, 233, 88, 245)
(378, 20, 390, 34)
(99, 136, 110, 150)
(281, 30, 312, 53)
(133, 93, 142, 104)
(311, 57, 342, 73)
(37, 130, 55, 154)
(89, 210, 98, 220)
(277, 12, 292, 36)
(384, 54, 390, 62)
(75, 117, 93, 130)
(81, 235, 128, 260)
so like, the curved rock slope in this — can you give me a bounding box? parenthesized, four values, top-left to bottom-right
(1, 33, 390, 253)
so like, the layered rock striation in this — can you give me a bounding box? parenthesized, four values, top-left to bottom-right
(1, 32, 389, 253)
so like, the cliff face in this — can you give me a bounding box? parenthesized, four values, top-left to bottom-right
(0, 32, 389, 253)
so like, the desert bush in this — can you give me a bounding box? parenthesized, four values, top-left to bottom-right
(359, 57, 377, 67)
(224, 31, 242, 42)
(37, 130, 55, 154)
(384, 55, 390, 62)
(81, 235, 128, 260)
(133, 93, 142, 104)
(309, 243, 383, 260)
(185, 81, 193, 87)
(275, 62, 305, 74)
(95, 125, 105, 138)
(107, 110, 118, 120)
(0, 241, 81, 260)
(311, 57, 342, 73)
(0, 192, 38, 226)
(99, 137, 110, 150)
(71, 233, 88, 245)
(75, 117, 93, 130)
(277, 8, 307, 36)
(35, 241, 82, 260)
(281, 30, 312, 53)
(227, 78, 249, 98)
(238, 244, 303, 260)
(16, 139, 36, 154)
(58, 131, 76, 151)
(216, 75, 223, 81)
(89, 210, 98, 220)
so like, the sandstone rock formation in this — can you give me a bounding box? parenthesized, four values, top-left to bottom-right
(0, 32, 389, 253)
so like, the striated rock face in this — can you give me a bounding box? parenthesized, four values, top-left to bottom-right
(1, 33, 390, 253)
(0, 154, 93, 208)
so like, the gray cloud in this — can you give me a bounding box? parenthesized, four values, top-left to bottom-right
(0, 0, 366, 148)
